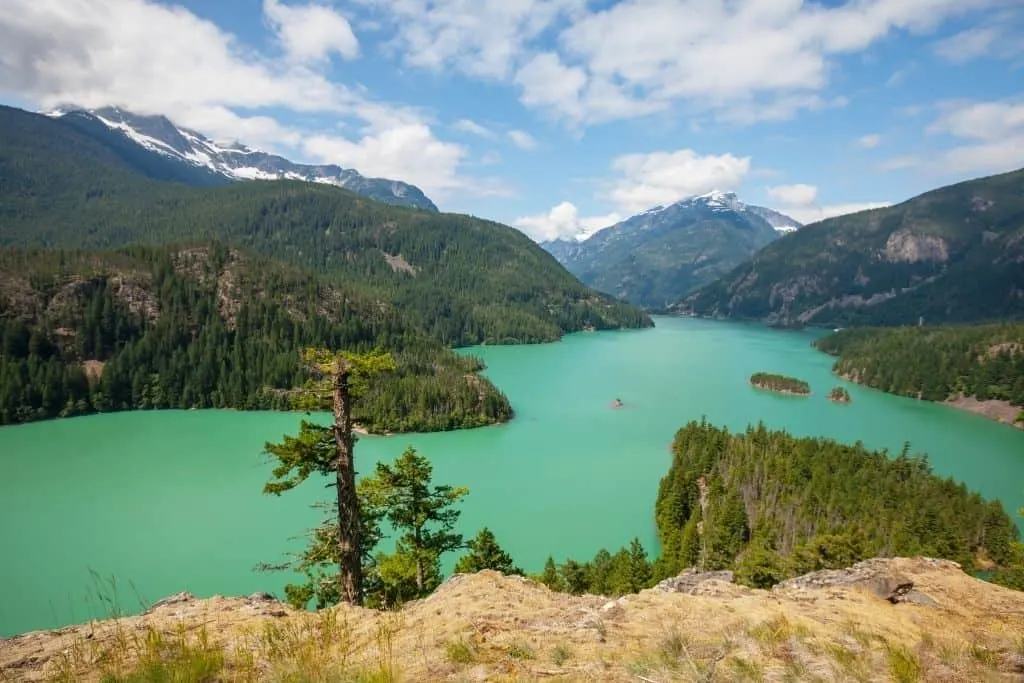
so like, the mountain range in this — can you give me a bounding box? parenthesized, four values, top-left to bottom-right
(681, 167, 1024, 326)
(48, 106, 438, 211)
(541, 191, 801, 309)
(0, 104, 649, 344)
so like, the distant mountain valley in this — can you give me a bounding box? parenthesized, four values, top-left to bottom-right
(541, 191, 801, 309)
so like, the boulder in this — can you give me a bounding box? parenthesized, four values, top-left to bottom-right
(656, 568, 735, 594)
(773, 559, 928, 604)
(145, 591, 195, 613)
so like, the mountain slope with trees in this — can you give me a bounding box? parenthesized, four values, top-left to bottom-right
(0, 245, 512, 432)
(0, 105, 651, 346)
(679, 168, 1024, 326)
(542, 192, 788, 309)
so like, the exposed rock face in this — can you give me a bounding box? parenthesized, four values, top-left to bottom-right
(773, 557, 955, 604)
(655, 569, 735, 594)
(884, 230, 949, 264)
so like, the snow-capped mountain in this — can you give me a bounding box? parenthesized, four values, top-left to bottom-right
(540, 191, 800, 308)
(49, 106, 438, 212)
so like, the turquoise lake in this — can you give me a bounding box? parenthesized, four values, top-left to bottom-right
(1, 316, 1022, 636)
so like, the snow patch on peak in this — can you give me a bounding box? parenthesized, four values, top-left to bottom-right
(55, 105, 438, 211)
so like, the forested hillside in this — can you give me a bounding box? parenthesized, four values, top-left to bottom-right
(680, 168, 1024, 326)
(815, 323, 1024, 416)
(0, 106, 651, 347)
(653, 421, 1020, 586)
(0, 245, 512, 432)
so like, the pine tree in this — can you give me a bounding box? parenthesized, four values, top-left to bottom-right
(363, 446, 469, 594)
(538, 557, 564, 592)
(263, 347, 395, 606)
(454, 528, 523, 575)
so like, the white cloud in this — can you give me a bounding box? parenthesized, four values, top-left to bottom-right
(0, 0, 490, 203)
(767, 184, 818, 206)
(514, 52, 588, 121)
(928, 101, 1024, 141)
(934, 10, 1024, 64)
(924, 100, 1024, 175)
(513, 201, 621, 241)
(358, 0, 584, 79)
(783, 202, 892, 225)
(608, 149, 751, 214)
(453, 118, 496, 138)
(507, 129, 537, 150)
(263, 0, 359, 63)
(767, 183, 890, 225)
(302, 123, 474, 195)
(364, 0, 998, 126)
(857, 133, 881, 148)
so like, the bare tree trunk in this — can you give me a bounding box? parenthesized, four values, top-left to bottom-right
(332, 361, 361, 605)
(414, 527, 424, 590)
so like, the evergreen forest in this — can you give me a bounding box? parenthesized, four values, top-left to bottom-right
(816, 323, 1024, 414)
(0, 245, 511, 432)
(652, 420, 1021, 587)
(749, 372, 811, 395)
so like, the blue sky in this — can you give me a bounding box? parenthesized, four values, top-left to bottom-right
(1, 0, 1022, 240)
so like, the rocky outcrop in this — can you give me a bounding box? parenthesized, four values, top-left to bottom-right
(885, 230, 949, 263)
(655, 569, 735, 594)
(4, 558, 1024, 682)
(773, 557, 955, 605)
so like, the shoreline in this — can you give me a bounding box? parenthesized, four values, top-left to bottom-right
(837, 372, 1023, 431)
(943, 396, 1024, 431)
(749, 382, 811, 397)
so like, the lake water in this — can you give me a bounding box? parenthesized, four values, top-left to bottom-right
(1, 317, 1022, 636)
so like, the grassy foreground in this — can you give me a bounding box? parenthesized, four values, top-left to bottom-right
(3, 559, 1024, 682)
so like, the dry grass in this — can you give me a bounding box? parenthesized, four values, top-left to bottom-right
(3, 558, 1024, 682)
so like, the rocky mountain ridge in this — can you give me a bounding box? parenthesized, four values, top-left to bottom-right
(49, 106, 438, 211)
(3, 558, 1023, 681)
(680, 167, 1024, 326)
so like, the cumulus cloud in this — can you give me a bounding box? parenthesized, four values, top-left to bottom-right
(0, 0, 490, 202)
(357, 0, 585, 79)
(507, 129, 538, 150)
(857, 134, 881, 148)
(263, 0, 359, 63)
(513, 201, 622, 241)
(361, 0, 998, 125)
(608, 149, 751, 214)
(767, 183, 889, 225)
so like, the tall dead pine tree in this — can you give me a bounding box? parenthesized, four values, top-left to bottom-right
(263, 347, 395, 606)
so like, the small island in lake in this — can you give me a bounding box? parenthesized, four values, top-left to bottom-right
(749, 372, 811, 396)
(828, 386, 852, 404)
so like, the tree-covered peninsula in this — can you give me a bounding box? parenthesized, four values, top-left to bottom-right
(816, 323, 1024, 425)
(653, 420, 1020, 587)
(749, 372, 811, 395)
(0, 246, 512, 432)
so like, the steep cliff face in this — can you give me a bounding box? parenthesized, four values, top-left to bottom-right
(4, 558, 1023, 681)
